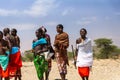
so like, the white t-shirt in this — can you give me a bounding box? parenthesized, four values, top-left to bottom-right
(76, 38, 93, 67)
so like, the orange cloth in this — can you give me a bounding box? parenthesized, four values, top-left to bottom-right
(78, 67, 90, 77)
(9, 50, 22, 77)
(0, 65, 9, 78)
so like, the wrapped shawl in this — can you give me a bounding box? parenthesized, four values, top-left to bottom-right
(32, 38, 47, 49)
(32, 38, 48, 79)
(34, 55, 48, 79)
(0, 53, 9, 71)
(54, 32, 69, 50)
(76, 38, 93, 67)
(9, 47, 22, 77)
(54, 32, 69, 74)
(0, 51, 10, 78)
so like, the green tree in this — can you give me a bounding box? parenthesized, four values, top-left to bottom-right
(94, 38, 116, 59)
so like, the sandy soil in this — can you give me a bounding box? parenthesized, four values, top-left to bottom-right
(10, 59, 120, 80)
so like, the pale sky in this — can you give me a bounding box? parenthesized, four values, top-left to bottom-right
(0, 0, 120, 52)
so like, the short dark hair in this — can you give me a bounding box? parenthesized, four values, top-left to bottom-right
(3, 28, 10, 33)
(80, 28, 87, 34)
(57, 24, 64, 29)
(11, 28, 17, 33)
(39, 26, 47, 33)
(36, 28, 43, 34)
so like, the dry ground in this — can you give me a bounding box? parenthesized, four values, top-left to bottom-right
(11, 59, 120, 80)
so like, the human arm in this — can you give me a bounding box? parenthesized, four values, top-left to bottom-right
(16, 36, 20, 48)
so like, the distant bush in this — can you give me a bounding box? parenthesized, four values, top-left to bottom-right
(25, 53, 34, 62)
(22, 50, 34, 62)
(94, 38, 120, 59)
(109, 48, 120, 59)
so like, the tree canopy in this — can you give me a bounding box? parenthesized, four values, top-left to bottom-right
(94, 38, 119, 59)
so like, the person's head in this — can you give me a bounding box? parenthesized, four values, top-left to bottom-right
(35, 29, 43, 39)
(3, 28, 10, 36)
(0, 31, 3, 40)
(39, 26, 47, 35)
(80, 28, 87, 38)
(11, 28, 17, 36)
(56, 24, 64, 33)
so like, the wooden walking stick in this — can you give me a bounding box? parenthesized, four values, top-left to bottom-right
(71, 45, 77, 69)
